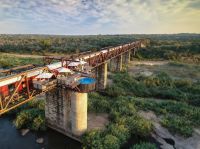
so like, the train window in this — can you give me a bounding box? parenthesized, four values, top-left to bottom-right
(8, 84, 15, 92)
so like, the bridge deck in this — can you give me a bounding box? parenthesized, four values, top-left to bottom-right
(0, 40, 145, 115)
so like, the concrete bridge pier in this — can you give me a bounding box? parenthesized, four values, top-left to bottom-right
(130, 48, 137, 60)
(45, 88, 71, 135)
(95, 62, 108, 90)
(45, 87, 88, 140)
(71, 91, 87, 136)
(108, 58, 116, 72)
(123, 50, 131, 64)
(108, 54, 123, 72)
(116, 54, 123, 72)
(122, 51, 131, 70)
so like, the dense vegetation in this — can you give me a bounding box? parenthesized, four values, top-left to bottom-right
(83, 93, 154, 149)
(83, 71, 200, 148)
(0, 34, 138, 55)
(0, 33, 199, 68)
(106, 72, 200, 106)
(130, 142, 156, 149)
(136, 34, 200, 64)
(12, 99, 46, 131)
(0, 34, 199, 56)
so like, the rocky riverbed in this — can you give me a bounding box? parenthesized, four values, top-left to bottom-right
(0, 116, 81, 149)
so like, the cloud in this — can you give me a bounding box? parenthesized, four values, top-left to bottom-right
(0, 0, 199, 34)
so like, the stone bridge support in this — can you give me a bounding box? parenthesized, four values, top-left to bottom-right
(108, 54, 124, 72)
(116, 55, 123, 72)
(45, 88, 88, 140)
(121, 51, 131, 70)
(130, 48, 136, 60)
(108, 58, 115, 72)
(45, 88, 71, 136)
(123, 50, 131, 64)
(71, 91, 87, 136)
(95, 62, 108, 90)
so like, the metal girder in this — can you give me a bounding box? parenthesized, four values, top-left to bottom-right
(86, 41, 141, 67)
(0, 40, 145, 115)
(0, 67, 50, 115)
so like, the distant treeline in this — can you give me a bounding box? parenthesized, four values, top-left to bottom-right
(0, 34, 199, 55)
(0, 34, 138, 55)
(135, 34, 200, 64)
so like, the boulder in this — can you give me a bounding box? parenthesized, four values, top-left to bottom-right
(36, 138, 44, 144)
(21, 129, 30, 136)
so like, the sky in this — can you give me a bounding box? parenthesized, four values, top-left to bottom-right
(0, 0, 199, 35)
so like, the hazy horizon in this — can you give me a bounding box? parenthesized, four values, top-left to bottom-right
(0, 0, 200, 35)
(0, 33, 200, 36)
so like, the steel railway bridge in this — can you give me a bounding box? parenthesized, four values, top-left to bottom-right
(0, 39, 149, 139)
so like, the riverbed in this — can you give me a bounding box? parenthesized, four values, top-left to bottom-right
(0, 117, 81, 149)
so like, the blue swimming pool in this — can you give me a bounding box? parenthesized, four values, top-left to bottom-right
(79, 77, 96, 84)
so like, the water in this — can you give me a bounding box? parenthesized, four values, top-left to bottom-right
(0, 117, 82, 149)
(79, 77, 96, 84)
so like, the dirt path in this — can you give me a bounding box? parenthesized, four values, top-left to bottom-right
(131, 60, 169, 66)
(1, 53, 44, 58)
(88, 113, 109, 131)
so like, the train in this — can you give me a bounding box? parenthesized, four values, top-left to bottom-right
(0, 40, 142, 100)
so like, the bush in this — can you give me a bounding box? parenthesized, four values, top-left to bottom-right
(84, 94, 154, 148)
(126, 117, 153, 136)
(14, 111, 31, 128)
(82, 130, 104, 149)
(105, 86, 125, 97)
(28, 100, 45, 110)
(141, 72, 173, 88)
(113, 99, 137, 116)
(88, 93, 110, 113)
(130, 142, 157, 149)
(133, 98, 200, 137)
(32, 115, 46, 131)
(103, 134, 120, 149)
(13, 100, 46, 131)
(161, 115, 193, 137)
(107, 124, 130, 144)
(110, 72, 200, 106)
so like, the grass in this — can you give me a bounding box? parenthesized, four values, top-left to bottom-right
(0, 54, 42, 68)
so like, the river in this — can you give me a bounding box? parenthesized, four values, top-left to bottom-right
(0, 117, 82, 149)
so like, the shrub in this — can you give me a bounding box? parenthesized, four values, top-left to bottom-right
(110, 72, 200, 106)
(130, 142, 157, 149)
(28, 100, 45, 110)
(14, 111, 30, 128)
(113, 99, 137, 116)
(103, 134, 120, 149)
(88, 93, 110, 113)
(126, 117, 153, 136)
(105, 86, 125, 97)
(13, 100, 45, 131)
(107, 124, 130, 144)
(161, 115, 193, 137)
(32, 115, 46, 131)
(82, 130, 104, 149)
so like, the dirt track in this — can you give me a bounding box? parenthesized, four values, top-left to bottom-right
(1, 53, 44, 58)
